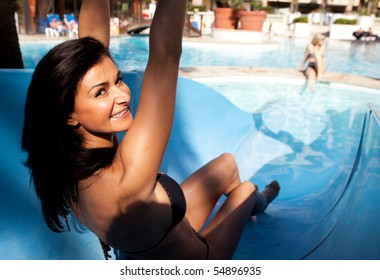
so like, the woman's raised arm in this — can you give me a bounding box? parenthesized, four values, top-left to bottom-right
(78, 0, 110, 47)
(117, 0, 188, 197)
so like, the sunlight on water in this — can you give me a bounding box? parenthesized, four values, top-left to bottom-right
(198, 76, 380, 146)
(20, 36, 380, 79)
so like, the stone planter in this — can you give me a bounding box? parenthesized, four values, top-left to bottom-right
(213, 8, 237, 29)
(294, 22, 311, 38)
(238, 10, 267, 31)
(330, 24, 359, 40)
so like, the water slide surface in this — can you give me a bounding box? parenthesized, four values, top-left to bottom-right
(1, 70, 379, 259)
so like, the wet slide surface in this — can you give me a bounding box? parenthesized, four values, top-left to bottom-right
(1, 70, 379, 259)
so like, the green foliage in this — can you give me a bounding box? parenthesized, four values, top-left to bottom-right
(188, 4, 207, 12)
(232, 0, 245, 9)
(236, 0, 273, 12)
(333, 18, 358, 25)
(293, 16, 308, 23)
(258, 6, 274, 13)
(250, 0, 262, 10)
(358, 8, 369, 16)
(217, 0, 273, 12)
(217, 0, 244, 9)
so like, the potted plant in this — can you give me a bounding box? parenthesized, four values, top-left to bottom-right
(213, 0, 243, 29)
(329, 17, 359, 40)
(292, 15, 311, 37)
(238, 1, 268, 31)
(358, 7, 373, 31)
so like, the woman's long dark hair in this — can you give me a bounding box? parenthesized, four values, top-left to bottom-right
(22, 37, 117, 232)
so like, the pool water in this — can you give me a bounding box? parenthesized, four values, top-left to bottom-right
(18, 36, 380, 179)
(20, 36, 380, 79)
(19, 36, 380, 174)
(197, 76, 380, 114)
(6, 32, 380, 259)
(195, 76, 380, 185)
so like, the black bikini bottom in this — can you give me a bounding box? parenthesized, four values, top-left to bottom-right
(307, 62, 318, 74)
(192, 228, 209, 260)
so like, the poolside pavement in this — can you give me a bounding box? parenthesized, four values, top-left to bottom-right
(179, 66, 380, 90)
(180, 33, 380, 90)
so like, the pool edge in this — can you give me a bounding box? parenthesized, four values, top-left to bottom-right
(179, 66, 380, 90)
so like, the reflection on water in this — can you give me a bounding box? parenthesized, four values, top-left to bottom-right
(201, 77, 380, 114)
(201, 77, 379, 195)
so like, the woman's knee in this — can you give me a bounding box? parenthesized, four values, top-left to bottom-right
(218, 153, 236, 166)
(215, 153, 242, 194)
(218, 153, 238, 176)
(238, 181, 256, 198)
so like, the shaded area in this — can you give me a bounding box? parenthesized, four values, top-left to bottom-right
(0, 70, 379, 259)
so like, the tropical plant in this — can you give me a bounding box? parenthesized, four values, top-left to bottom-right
(293, 16, 308, 23)
(250, 0, 262, 10)
(358, 0, 379, 15)
(372, 0, 379, 15)
(249, 1, 274, 13)
(188, 4, 207, 12)
(215, 0, 244, 9)
(333, 18, 358, 25)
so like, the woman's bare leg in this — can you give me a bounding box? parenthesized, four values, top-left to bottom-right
(201, 180, 280, 259)
(305, 68, 317, 90)
(181, 153, 244, 231)
(201, 181, 256, 259)
(181, 153, 280, 259)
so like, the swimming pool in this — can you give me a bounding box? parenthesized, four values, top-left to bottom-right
(20, 35, 380, 79)
(194, 76, 380, 181)
(7, 35, 380, 260)
(197, 76, 380, 114)
(1, 71, 380, 259)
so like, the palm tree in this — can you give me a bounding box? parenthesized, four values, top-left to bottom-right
(370, 0, 379, 14)
(0, 0, 24, 68)
(357, 0, 379, 14)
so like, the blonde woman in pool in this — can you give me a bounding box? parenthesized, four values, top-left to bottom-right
(22, 0, 280, 259)
(299, 33, 326, 91)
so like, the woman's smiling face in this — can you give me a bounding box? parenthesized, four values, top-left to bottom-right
(68, 56, 133, 148)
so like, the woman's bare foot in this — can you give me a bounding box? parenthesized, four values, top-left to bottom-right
(262, 180, 280, 207)
(250, 180, 280, 217)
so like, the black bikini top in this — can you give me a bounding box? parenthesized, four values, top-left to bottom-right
(120, 173, 187, 257)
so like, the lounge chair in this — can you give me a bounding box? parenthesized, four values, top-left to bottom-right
(44, 14, 59, 37)
(64, 13, 78, 38)
(46, 14, 67, 37)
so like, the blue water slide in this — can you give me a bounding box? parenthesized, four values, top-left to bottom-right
(1, 70, 379, 259)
